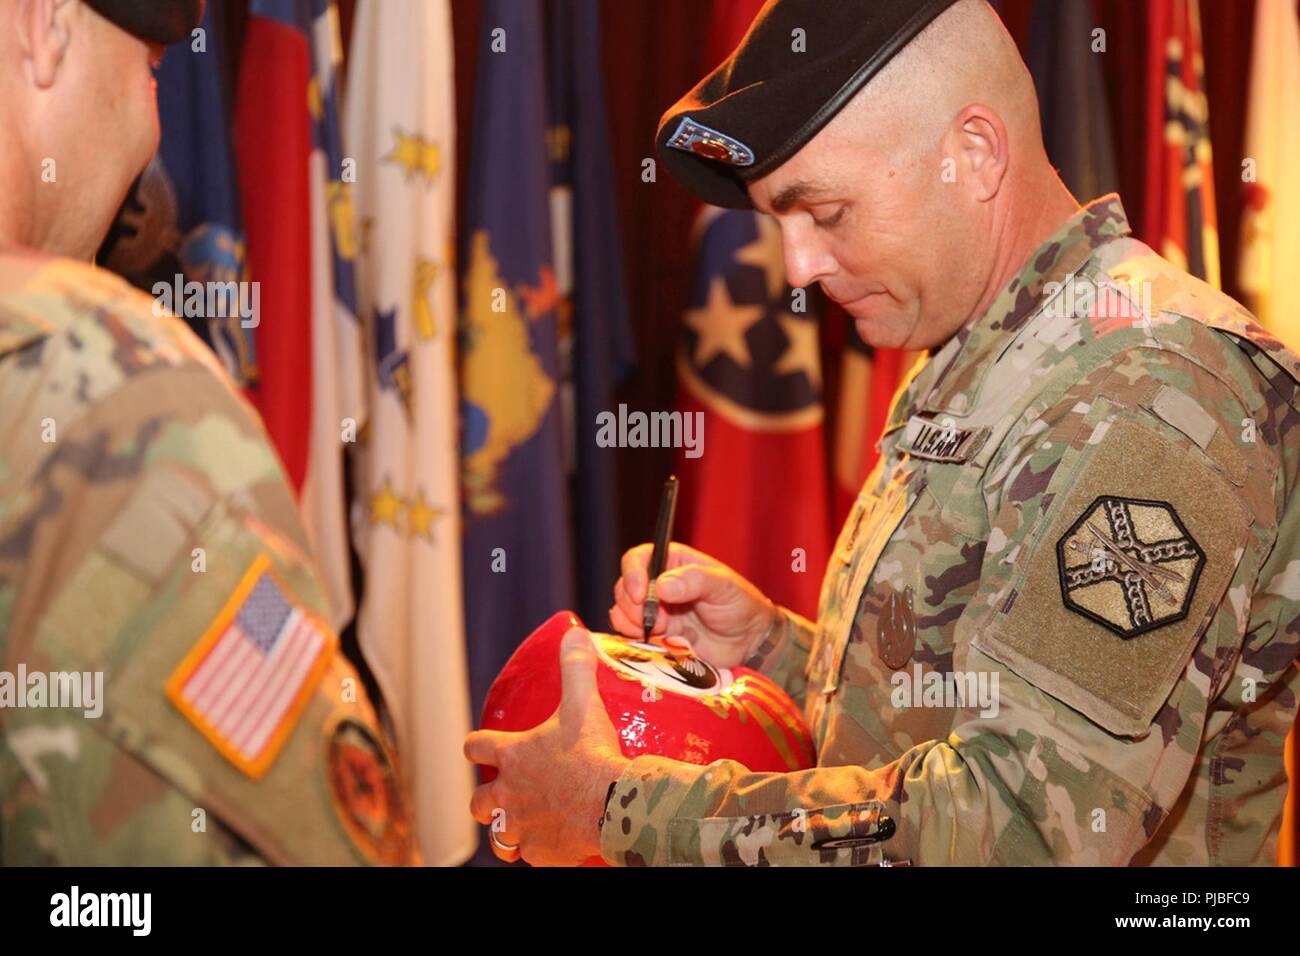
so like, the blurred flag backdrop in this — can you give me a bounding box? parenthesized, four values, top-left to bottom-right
(234, 0, 362, 631)
(346, 0, 477, 868)
(96, 0, 1300, 866)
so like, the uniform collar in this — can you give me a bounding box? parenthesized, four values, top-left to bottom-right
(883, 194, 1132, 436)
(0, 257, 59, 356)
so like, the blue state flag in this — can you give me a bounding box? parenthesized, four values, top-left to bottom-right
(460, 0, 575, 715)
(1027, 0, 1119, 202)
(99, 3, 258, 387)
(546, 0, 636, 627)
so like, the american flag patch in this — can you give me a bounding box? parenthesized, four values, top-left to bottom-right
(166, 555, 335, 778)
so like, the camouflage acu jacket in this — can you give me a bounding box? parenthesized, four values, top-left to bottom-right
(599, 196, 1300, 866)
(0, 256, 412, 865)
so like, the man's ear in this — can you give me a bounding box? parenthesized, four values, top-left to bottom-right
(948, 104, 1009, 203)
(16, 0, 74, 90)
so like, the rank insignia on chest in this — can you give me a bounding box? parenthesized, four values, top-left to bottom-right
(1055, 495, 1205, 639)
(877, 585, 916, 669)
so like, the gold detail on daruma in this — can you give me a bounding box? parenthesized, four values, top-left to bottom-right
(1055, 495, 1205, 639)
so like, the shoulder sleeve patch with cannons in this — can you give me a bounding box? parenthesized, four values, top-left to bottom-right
(971, 409, 1255, 737)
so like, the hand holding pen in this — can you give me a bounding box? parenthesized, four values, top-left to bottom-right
(609, 476, 780, 668)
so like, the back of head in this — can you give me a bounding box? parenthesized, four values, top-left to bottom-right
(741, 0, 1079, 351)
(841, 0, 1047, 180)
(0, 0, 182, 260)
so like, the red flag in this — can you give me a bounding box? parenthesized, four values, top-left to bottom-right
(673, 0, 830, 617)
(233, 0, 362, 629)
(1143, 0, 1220, 287)
(234, 6, 312, 492)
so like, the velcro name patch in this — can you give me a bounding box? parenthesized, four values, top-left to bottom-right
(900, 415, 990, 463)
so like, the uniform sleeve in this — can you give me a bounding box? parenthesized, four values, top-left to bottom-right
(741, 605, 815, 710)
(0, 357, 414, 866)
(599, 351, 1275, 866)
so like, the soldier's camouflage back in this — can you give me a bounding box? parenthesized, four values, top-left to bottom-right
(599, 196, 1300, 866)
(0, 257, 413, 865)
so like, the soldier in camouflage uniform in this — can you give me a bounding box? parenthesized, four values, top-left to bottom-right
(468, 0, 1300, 866)
(601, 194, 1300, 867)
(0, 0, 411, 865)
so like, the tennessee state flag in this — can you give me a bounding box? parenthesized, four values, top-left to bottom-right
(673, 0, 831, 618)
(234, 0, 363, 630)
(1143, 0, 1220, 288)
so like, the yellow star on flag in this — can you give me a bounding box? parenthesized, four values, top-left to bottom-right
(370, 478, 404, 529)
(734, 213, 787, 301)
(773, 310, 822, 390)
(384, 128, 442, 186)
(407, 488, 444, 541)
(684, 276, 764, 369)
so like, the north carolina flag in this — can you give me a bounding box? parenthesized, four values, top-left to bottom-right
(234, 0, 363, 630)
(1143, 0, 1221, 287)
(673, 0, 832, 618)
(345, 0, 476, 867)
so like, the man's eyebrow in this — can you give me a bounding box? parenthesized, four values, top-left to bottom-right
(768, 180, 831, 214)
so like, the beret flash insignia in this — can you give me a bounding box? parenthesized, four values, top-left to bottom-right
(665, 117, 755, 167)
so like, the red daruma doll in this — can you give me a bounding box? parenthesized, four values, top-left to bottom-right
(479, 610, 815, 865)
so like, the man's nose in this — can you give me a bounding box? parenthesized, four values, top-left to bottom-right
(781, 227, 836, 292)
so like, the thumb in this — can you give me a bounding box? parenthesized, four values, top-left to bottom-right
(655, 565, 710, 603)
(558, 626, 599, 719)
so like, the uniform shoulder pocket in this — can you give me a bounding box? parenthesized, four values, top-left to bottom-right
(35, 474, 407, 865)
(970, 410, 1253, 737)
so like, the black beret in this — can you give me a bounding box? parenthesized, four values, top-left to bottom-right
(656, 0, 961, 209)
(83, 0, 206, 45)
